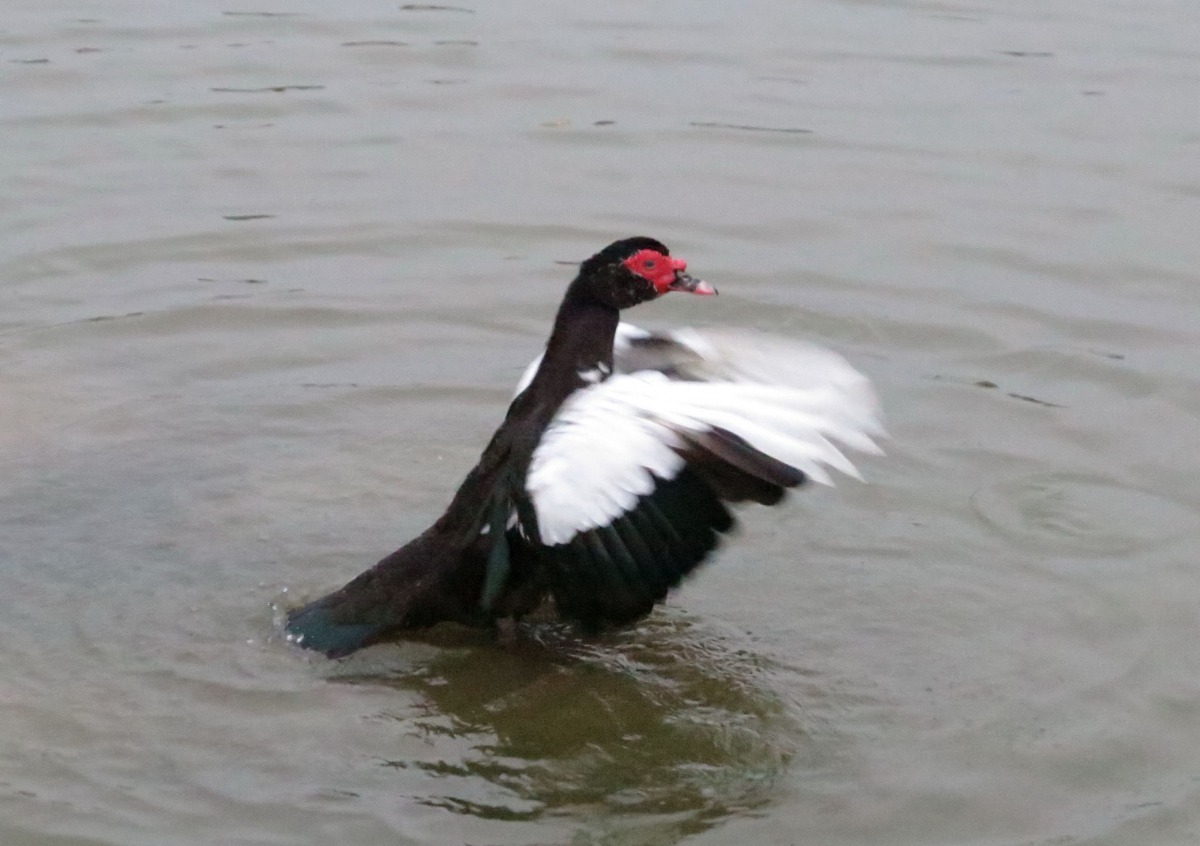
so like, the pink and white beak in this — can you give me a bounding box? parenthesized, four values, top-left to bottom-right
(666, 258, 717, 296)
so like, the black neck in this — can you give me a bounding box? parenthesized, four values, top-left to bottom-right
(522, 278, 619, 411)
(435, 277, 619, 538)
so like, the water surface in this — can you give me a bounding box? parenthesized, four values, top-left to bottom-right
(3, 1, 1200, 844)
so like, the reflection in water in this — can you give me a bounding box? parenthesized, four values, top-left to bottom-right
(331, 616, 807, 844)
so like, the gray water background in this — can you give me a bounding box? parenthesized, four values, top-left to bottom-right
(3, 0, 1200, 844)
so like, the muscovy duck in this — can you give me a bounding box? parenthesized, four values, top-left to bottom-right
(285, 237, 883, 657)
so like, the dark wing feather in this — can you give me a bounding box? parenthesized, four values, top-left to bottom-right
(533, 468, 732, 630)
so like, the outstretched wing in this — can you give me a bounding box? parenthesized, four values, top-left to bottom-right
(518, 326, 884, 628)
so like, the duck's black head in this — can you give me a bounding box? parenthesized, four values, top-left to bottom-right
(574, 236, 716, 310)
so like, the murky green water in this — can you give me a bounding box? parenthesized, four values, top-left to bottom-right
(3, 1, 1199, 843)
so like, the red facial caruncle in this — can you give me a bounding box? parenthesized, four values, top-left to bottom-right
(622, 249, 717, 296)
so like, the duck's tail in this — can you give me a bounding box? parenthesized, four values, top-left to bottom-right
(283, 528, 542, 658)
(285, 597, 391, 658)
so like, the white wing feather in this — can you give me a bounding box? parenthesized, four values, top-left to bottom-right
(524, 325, 884, 546)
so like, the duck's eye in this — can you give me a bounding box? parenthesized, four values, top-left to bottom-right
(643, 259, 657, 270)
